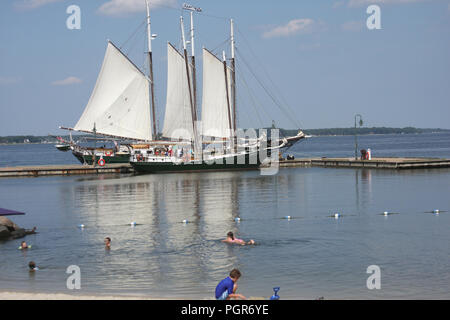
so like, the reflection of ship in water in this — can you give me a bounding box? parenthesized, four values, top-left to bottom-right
(66, 172, 247, 292)
(355, 169, 373, 213)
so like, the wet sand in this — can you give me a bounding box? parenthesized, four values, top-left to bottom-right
(0, 291, 161, 300)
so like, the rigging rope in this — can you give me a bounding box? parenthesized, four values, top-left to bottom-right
(236, 49, 299, 131)
(235, 65, 268, 128)
(234, 24, 303, 130)
(119, 18, 148, 51)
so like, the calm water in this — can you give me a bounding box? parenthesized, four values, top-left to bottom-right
(0, 133, 449, 299)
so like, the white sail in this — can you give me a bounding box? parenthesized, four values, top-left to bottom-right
(162, 43, 194, 141)
(201, 48, 233, 139)
(74, 41, 152, 141)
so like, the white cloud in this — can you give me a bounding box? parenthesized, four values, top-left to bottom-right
(98, 0, 176, 17)
(262, 19, 316, 39)
(348, 0, 429, 7)
(14, 0, 63, 10)
(0, 77, 21, 85)
(51, 76, 82, 86)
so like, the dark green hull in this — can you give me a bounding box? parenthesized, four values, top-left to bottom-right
(73, 152, 130, 165)
(131, 154, 261, 174)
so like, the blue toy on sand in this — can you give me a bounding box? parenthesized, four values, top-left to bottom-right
(270, 287, 280, 300)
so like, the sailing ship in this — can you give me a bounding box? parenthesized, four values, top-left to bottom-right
(129, 4, 305, 173)
(59, 1, 305, 170)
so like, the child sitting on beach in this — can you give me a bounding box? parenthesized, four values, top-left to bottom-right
(222, 231, 255, 245)
(215, 269, 246, 300)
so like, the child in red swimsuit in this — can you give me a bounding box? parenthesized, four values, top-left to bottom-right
(222, 231, 255, 245)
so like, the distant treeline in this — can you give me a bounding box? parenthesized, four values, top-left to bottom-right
(286, 127, 450, 137)
(0, 135, 86, 144)
(1, 127, 449, 144)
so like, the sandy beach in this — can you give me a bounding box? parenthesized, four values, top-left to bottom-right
(0, 291, 161, 300)
(0, 291, 268, 300)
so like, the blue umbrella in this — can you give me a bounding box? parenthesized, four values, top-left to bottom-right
(0, 208, 25, 216)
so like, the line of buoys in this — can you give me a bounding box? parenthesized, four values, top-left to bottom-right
(75, 208, 445, 233)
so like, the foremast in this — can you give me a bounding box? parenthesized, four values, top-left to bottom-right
(145, 0, 158, 139)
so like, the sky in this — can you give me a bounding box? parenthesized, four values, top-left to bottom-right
(0, 0, 449, 136)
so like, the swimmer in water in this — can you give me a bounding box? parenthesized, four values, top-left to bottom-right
(19, 241, 29, 249)
(222, 231, 255, 245)
(28, 261, 39, 272)
(104, 237, 111, 249)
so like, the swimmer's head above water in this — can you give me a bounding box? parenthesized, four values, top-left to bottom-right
(104, 237, 111, 249)
(28, 261, 38, 271)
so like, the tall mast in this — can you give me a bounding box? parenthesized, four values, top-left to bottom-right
(222, 51, 234, 150)
(230, 19, 236, 134)
(190, 11, 197, 119)
(146, 0, 157, 139)
(180, 16, 198, 155)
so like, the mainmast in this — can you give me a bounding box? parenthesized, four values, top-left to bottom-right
(230, 19, 236, 134)
(180, 16, 198, 156)
(222, 51, 234, 150)
(182, 4, 200, 126)
(146, 0, 157, 139)
(189, 11, 197, 119)
(230, 19, 237, 152)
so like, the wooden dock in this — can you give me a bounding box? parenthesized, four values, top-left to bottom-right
(0, 163, 133, 178)
(1, 157, 449, 178)
(279, 157, 450, 169)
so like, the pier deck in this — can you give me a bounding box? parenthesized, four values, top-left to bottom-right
(0, 163, 133, 177)
(1, 157, 449, 177)
(279, 157, 450, 169)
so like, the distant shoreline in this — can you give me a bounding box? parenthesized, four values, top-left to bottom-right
(0, 128, 449, 145)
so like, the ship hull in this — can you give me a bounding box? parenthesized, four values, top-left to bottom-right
(130, 154, 261, 174)
(72, 150, 130, 165)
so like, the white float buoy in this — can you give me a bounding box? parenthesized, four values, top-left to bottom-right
(383, 211, 389, 216)
(334, 213, 341, 219)
(130, 221, 136, 226)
